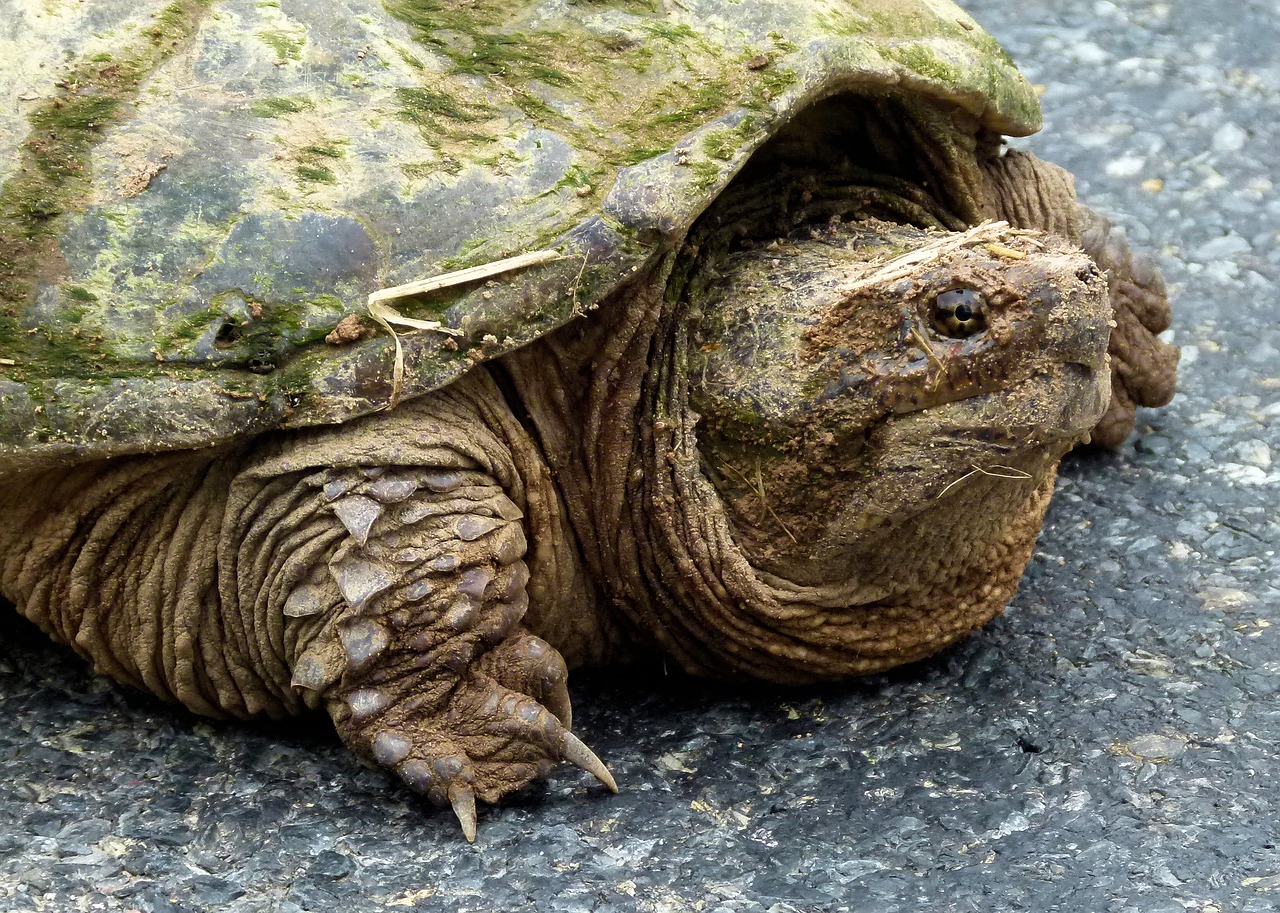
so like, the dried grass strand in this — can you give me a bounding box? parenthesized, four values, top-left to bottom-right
(365, 249, 563, 406)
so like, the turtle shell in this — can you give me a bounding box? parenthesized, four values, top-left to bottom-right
(0, 0, 1040, 473)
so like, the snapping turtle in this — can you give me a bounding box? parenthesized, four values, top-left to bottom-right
(0, 0, 1176, 839)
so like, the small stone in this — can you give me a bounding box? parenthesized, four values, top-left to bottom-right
(1195, 233, 1251, 260)
(1069, 41, 1110, 65)
(308, 850, 354, 880)
(1127, 734, 1185, 761)
(189, 875, 247, 905)
(324, 315, 365, 346)
(1236, 440, 1271, 468)
(1105, 155, 1145, 179)
(1213, 122, 1247, 154)
(1198, 587, 1257, 611)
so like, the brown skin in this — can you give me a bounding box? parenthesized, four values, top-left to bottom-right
(980, 149, 1178, 445)
(0, 113, 1177, 839)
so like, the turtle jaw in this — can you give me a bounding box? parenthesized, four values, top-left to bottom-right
(779, 354, 1110, 589)
(712, 357, 1111, 681)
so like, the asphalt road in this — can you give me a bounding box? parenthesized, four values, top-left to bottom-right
(3, 1, 1278, 911)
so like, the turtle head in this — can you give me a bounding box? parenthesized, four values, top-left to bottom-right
(683, 219, 1110, 672)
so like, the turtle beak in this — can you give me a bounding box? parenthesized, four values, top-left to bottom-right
(1020, 251, 1113, 445)
(1026, 256, 1112, 375)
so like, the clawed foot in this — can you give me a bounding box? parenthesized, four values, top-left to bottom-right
(293, 465, 616, 841)
(362, 670, 615, 841)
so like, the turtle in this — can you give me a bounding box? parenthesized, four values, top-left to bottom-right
(0, 0, 1177, 840)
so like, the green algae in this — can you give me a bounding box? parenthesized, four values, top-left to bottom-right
(295, 165, 337, 183)
(300, 143, 345, 160)
(0, 0, 215, 375)
(257, 28, 305, 60)
(886, 44, 964, 85)
(249, 95, 315, 117)
(381, 0, 783, 176)
(393, 85, 495, 142)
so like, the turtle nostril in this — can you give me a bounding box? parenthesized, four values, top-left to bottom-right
(215, 320, 244, 348)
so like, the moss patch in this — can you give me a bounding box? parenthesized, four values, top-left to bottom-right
(248, 95, 315, 117)
(393, 85, 495, 136)
(386, 3, 767, 156)
(380, 0, 799, 222)
(257, 28, 305, 61)
(0, 0, 215, 374)
(295, 164, 337, 183)
(886, 43, 963, 85)
(290, 138, 347, 187)
(66, 287, 99, 303)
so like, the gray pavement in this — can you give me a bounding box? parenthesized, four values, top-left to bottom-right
(3, 0, 1278, 910)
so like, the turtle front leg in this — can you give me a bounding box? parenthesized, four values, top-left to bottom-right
(285, 465, 615, 841)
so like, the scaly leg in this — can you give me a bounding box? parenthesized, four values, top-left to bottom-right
(284, 465, 614, 841)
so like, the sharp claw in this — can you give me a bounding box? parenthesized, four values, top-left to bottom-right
(560, 731, 618, 794)
(450, 784, 478, 843)
(545, 688, 573, 731)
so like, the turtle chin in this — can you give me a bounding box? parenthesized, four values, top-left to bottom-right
(693, 364, 1110, 678)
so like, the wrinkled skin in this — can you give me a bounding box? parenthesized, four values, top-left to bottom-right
(0, 95, 1176, 840)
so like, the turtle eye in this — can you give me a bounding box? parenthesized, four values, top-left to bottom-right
(931, 288, 987, 338)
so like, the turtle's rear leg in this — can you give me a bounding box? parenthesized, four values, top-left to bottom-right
(283, 465, 615, 840)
